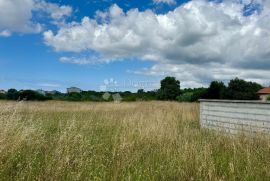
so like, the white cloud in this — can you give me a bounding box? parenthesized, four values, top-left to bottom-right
(60, 57, 95, 65)
(0, 30, 11, 37)
(44, 0, 270, 86)
(153, 0, 176, 5)
(0, 0, 41, 34)
(34, 1, 72, 21)
(131, 63, 270, 88)
(0, 0, 72, 35)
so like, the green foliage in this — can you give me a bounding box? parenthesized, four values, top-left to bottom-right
(191, 88, 208, 101)
(135, 89, 157, 101)
(222, 78, 262, 100)
(158, 77, 181, 100)
(0, 93, 6, 100)
(6, 89, 19, 100)
(66, 92, 83, 101)
(0, 77, 264, 102)
(81, 91, 103, 101)
(267, 95, 270, 101)
(19, 90, 52, 101)
(177, 92, 194, 102)
(178, 88, 208, 102)
(206, 81, 226, 99)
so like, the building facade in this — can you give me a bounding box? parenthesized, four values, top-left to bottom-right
(67, 87, 82, 93)
(257, 87, 270, 101)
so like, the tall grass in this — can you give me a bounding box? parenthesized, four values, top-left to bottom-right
(0, 101, 269, 180)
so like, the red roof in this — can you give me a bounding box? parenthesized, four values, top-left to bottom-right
(258, 87, 270, 94)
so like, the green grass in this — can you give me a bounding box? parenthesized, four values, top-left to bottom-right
(0, 101, 269, 180)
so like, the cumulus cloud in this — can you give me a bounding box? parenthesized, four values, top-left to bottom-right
(34, 1, 72, 21)
(153, 0, 176, 5)
(0, 0, 72, 35)
(0, 30, 11, 37)
(44, 0, 270, 86)
(131, 63, 270, 88)
(0, 0, 41, 34)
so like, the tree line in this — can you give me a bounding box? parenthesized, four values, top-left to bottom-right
(0, 77, 266, 102)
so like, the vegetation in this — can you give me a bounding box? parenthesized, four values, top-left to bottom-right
(0, 101, 269, 180)
(205, 81, 226, 99)
(157, 76, 180, 100)
(0, 93, 6, 100)
(222, 78, 262, 100)
(0, 77, 264, 102)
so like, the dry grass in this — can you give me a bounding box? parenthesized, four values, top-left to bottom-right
(0, 100, 269, 180)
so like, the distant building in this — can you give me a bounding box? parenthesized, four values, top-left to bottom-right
(257, 87, 270, 101)
(36, 89, 46, 95)
(67, 87, 82, 93)
(0, 90, 6, 94)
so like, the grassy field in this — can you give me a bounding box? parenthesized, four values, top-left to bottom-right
(0, 101, 269, 180)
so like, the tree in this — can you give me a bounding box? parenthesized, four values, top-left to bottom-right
(6, 89, 19, 100)
(136, 89, 145, 100)
(222, 78, 262, 100)
(206, 81, 226, 99)
(158, 77, 180, 100)
(19, 90, 52, 101)
(66, 92, 82, 101)
(0, 93, 6, 100)
(177, 92, 193, 102)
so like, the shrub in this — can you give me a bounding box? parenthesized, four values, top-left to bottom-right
(6, 89, 19, 100)
(19, 90, 52, 101)
(0, 93, 6, 100)
(177, 92, 194, 102)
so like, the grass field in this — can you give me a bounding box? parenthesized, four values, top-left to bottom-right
(0, 101, 270, 180)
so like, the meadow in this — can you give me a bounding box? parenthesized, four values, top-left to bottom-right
(0, 101, 269, 180)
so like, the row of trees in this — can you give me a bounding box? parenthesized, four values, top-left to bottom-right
(0, 77, 265, 102)
(156, 77, 263, 101)
(0, 89, 52, 101)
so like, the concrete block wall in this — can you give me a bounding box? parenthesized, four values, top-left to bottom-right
(200, 100, 270, 134)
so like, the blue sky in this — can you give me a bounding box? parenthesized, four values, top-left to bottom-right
(0, 0, 270, 92)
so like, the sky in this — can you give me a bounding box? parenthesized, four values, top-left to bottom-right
(1, 0, 270, 92)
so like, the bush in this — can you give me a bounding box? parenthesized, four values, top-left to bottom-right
(0, 93, 6, 100)
(66, 92, 82, 101)
(19, 90, 52, 101)
(6, 89, 19, 100)
(222, 78, 262, 100)
(177, 92, 194, 102)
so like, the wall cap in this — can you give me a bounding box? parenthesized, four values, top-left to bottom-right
(199, 99, 270, 104)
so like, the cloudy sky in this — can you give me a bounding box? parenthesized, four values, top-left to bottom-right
(1, 0, 270, 92)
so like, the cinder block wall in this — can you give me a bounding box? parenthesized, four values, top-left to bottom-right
(200, 100, 270, 134)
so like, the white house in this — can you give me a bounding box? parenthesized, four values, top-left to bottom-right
(67, 87, 82, 93)
(0, 90, 6, 94)
(257, 87, 270, 101)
